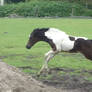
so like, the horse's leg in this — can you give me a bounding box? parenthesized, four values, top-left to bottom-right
(38, 50, 58, 75)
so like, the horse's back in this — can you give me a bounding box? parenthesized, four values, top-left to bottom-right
(45, 28, 68, 40)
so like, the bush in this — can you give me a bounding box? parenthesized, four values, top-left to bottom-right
(0, 1, 85, 17)
(0, 4, 16, 17)
(71, 3, 85, 16)
(83, 9, 92, 17)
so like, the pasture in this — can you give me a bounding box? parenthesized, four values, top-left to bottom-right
(0, 18, 92, 90)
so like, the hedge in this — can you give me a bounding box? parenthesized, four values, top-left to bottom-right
(0, 1, 87, 17)
(83, 9, 92, 17)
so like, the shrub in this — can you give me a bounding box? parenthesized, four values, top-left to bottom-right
(0, 1, 85, 17)
(71, 3, 85, 16)
(83, 9, 92, 17)
(0, 4, 16, 17)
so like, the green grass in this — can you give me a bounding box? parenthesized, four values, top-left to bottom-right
(0, 18, 92, 81)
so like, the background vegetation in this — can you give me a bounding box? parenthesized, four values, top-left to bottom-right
(0, 0, 92, 17)
(0, 1, 85, 17)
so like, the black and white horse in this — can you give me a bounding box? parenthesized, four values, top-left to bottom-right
(26, 28, 92, 74)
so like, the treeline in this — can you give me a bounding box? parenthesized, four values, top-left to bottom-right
(5, 0, 92, 9)
(0, 1, 92, 17)
(5, 0, 92, 7)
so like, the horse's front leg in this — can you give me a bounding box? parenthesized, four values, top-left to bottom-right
(38, 50, 58, 75)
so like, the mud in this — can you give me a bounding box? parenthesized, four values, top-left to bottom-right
(40, 68, 92, 92)
(27, 67, 92, 92)
(19, 66, 92, 92)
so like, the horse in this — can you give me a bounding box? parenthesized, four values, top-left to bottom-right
(26, 28, 92, 75)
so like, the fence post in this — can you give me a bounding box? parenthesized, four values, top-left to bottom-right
(71, 7, 74, 16)
(85, 0, 88, 9)
(0, 0, 4, 6)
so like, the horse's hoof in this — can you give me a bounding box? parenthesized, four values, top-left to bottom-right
(37, 70, 44, 77)
(37, 68, 50, 76)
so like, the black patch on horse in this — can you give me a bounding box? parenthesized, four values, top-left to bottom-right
(70, 38, 92, 60)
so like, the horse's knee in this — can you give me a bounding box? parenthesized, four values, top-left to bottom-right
(45, 50, 53, 57)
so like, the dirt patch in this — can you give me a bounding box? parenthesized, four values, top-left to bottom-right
(0, 60, 56, 92)
(0, 54, 40, 59)
(0, 60, 81, 92)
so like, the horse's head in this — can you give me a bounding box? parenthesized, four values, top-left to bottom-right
(26, 28, 41, 49)
(26, 28, 49, 49)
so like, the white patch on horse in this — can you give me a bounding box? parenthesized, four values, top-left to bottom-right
(75, 36, 88, 40)
(70, 35, 88, 40)
(45, 28, 75, 52)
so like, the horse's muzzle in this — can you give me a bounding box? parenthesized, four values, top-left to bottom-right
(26, 45, 31, 49)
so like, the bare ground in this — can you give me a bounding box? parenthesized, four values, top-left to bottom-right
(38, 68, 92, 92)
(0, 59, 81, 92)
(0, 59, 92, 92)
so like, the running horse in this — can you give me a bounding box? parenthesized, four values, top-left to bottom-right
(26, 28, 92, 75)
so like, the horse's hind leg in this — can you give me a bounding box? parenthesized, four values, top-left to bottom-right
(38, 50, 57, 75)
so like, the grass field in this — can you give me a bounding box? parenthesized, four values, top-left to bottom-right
(0, 18, 92, 81)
